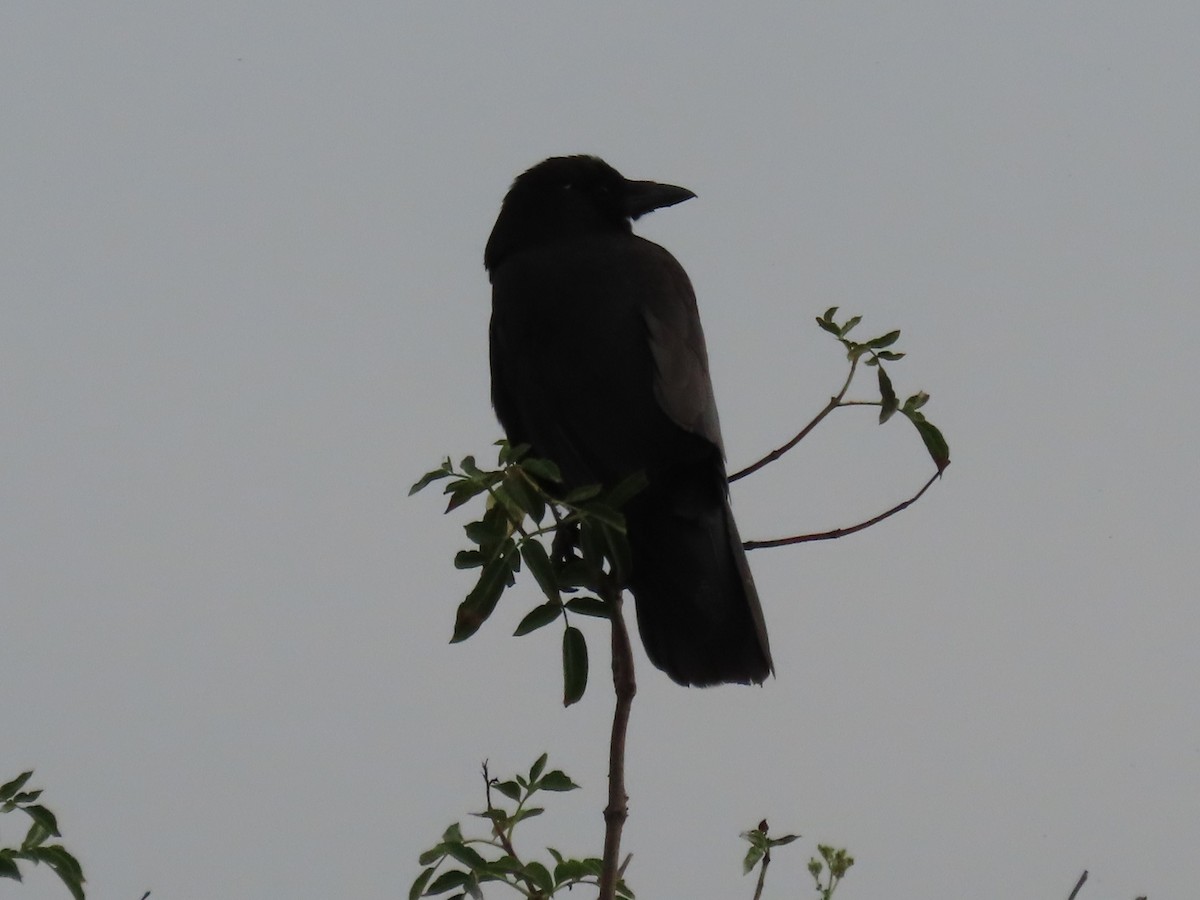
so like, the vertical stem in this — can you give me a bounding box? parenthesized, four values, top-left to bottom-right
(598, 575, 636, 900)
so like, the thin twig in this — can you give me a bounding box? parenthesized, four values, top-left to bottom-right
(743, 470, 942, 551)
(751, 849, 770, 900)
(1067, 870, 1088, 900)
(599, 575, 636, 900)
(729, 357, 859, 483)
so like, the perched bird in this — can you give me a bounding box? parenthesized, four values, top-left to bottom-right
(484, 155, 772, 687)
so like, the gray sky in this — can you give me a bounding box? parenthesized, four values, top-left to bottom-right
(4, 4, 1198, 899)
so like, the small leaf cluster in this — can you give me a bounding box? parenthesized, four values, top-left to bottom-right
(740, 820, 800, 875)
(807, 844, 855, 900)
(740, 821, 852, 900)
(816, 307, 950, 472)
(0, 772, 85, 900)
(410, 756, 631, 900)
(411, 443, 645, 706)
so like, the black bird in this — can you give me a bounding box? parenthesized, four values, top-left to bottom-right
(485, 155, 772, 687)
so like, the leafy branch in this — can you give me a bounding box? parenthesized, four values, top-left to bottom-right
(0, 771, 85, 900)
(411, 443, 643, 707)
(412, 310, 945, 900)
(741, 822, 853, 900)
(732, 308, 949, 550)
(409, 756, 632, 900)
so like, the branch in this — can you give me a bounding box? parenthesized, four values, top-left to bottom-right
(728, 357, 859, 483)
(1067, 870, 1088, 900)
(599, 574, 636, 900)
(751, 848, 770, 900)
(743, 469, 942, 551)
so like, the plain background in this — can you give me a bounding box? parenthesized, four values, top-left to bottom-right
(4, 4, 1197, 899)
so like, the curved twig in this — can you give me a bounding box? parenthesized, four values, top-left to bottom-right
(729, 358, 859, 483)
(743, 469, 942, 551)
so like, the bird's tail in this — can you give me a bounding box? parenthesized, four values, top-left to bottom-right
(624, 471, 773, 687)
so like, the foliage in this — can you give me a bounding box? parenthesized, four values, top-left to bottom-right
(741, 821, 853, 900)
(411, 443, 641, 706)
(807, 844, 856, 899)
(0, 771, 85, 899)
(814, 306, 949, 473)
(409, 756, 633, 900)
(411, 310, 948, 899)
(413, 310, 949, 707)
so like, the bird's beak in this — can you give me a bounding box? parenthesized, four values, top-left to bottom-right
(623, 179, 696, 220)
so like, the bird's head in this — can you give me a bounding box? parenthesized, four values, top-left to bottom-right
(484, 155, 695, 274)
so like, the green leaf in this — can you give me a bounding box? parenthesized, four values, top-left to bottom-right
(451, 543, 516, 642)
(742, 846, 764, 875)
(564, 483, 603, 503)
(497, 441, 529, 465)
(821, 305, 839, 322)
(603, 470, 649, 511)
(410, 460, 452, 495)
(528, 753, 548, 784)
(838, 314, 862, 336)
(565, 596, 610, 618)
(454, 550, 484, 570)
(554, 858, 590, 883)
(903, 391, 929, 412)
(513, 600, 562, 636)
(554, 558, 596, 591)
(562, 626, 588, 706)
(769, 833, 801, 847)
(410, 867, 436, 900)
(519, 540, 560, 603)
(0, 773, 33, 802)
(32, 846, 84, 900)
(23, 805, 60, 837)
(494, 780, 522, 802)
(877, 366, 899, 424)
(523, 861, 554, 893)
(470, 808, 509, 826)
(602, 524, 633, 583)
(486, 854, 524, 875)
(816, 316, 842, 336)
(512, 806, 543, 824)
(521, 457, 562, 484)
(21, 821, 50, 850)
(445, 481, 487, 513)
(463, 519, 501, 546)
(418, 844, 448, 866)
(866, 329, 901, 349)
(444, 842, 488, 871)
(580, 858, 604, 876)
(875, 350, 905, 361)
(538, 770, 579, 792)
(578, 521, 606, 571)
(0, 852, 20, 881)
(442, 823, 464, 843)
(576, 502, 625, 532)
(425, 870, 472, 895)
(501, 470, 545, 524)
(913, 418, 951, 472)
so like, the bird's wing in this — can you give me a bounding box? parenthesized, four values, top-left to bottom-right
(636, 239, 726, 458)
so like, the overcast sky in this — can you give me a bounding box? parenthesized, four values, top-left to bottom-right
(4, 4, 1198, 899)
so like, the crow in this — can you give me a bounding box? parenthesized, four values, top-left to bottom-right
(484, 155, 772, 687)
